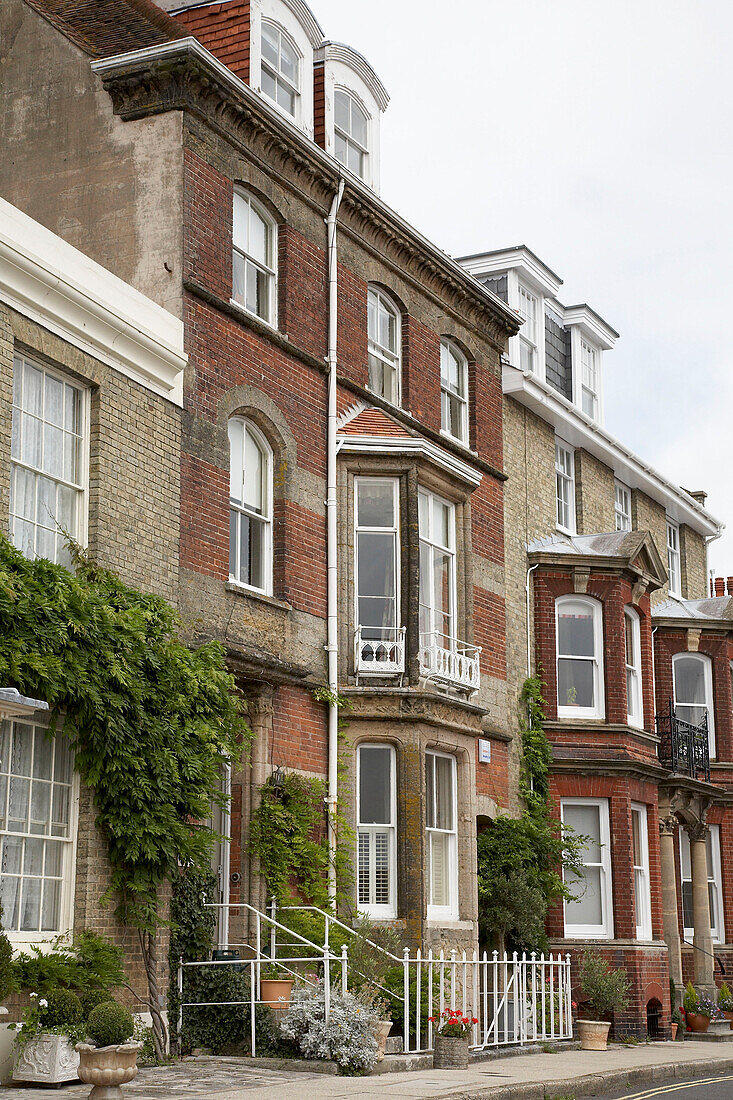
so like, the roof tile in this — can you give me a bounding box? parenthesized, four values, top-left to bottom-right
(23, 0, 188, 59)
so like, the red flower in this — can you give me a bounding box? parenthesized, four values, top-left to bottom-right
(472, 1017, 479, 1024)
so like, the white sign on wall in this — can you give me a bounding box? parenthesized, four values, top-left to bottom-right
(478, 738, 491, 764)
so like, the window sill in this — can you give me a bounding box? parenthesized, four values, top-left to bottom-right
(426, 917, 471, 928)
(226, 581, 292, 613)
(228, 298, 279, 335)
(439, 427, 473, 453)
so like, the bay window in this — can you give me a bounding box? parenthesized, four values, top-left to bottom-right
(0, 719, 76, 940)
(232, 190, 277, 325)
(426, 751, 457, 920)
(631, 803, 652, 940)
(367, 288, 401, 405)
(355, 478, 402, 671)
(357, 744, 396, 917)
(561, 799, 613, 938)
(555, 439, 575, 534)
(680, 824, 724, 943)
(419, 489, 456, 651)
(673, 652, 715, 757)
(10, 354, 86, 569)
(228, 418, 273, 594)
(334, 89, 369, 179)
(666, 520, 681, 596)
(624, 607, 643, 728)
(260, 20, 300, 117)
(556, 596, 605, 719)
(440, 340, 468, 444)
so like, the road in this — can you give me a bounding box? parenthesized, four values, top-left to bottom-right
(582, 1074, 733, 1099)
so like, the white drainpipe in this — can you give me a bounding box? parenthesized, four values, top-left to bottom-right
(219, 762, 231, 949)
(326, 177, 345, 906)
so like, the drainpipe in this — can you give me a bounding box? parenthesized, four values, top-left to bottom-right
(219, 762, 231, 950)
(325, 177, 346, 907)
(525, 564, 539, 678)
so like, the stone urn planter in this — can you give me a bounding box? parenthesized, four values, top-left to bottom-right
(373, 1018, 392, 1062)
(577, 1019, 611, 1050)
(685, 1012, 710, 1033)
(76, 1041, 142, 1099)
(433, 1034, 470, 1069)
(260, 977, 294, 1014)
(13, 1033, 80, 1084)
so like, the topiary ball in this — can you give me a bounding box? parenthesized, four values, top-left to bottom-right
(86, 1001, 135, 1048)
(40, 989, 83, 1028)
(80, 989, 115, 1018)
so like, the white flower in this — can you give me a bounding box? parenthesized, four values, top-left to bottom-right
(38, 999, 48, 1008)
(29, 993, 37, 999)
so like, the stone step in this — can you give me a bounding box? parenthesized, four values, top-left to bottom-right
(384, 1036, 403, 1055)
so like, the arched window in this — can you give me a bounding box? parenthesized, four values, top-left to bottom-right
(260, 20, 300, 117)
(228, 418, 272, 594)
(232, 190, 277, 325)
(556, 596, 605, 719)
(334, 88, 369, 179)
(673, 652, 715, 757)
(367, 287, 401, 405)
(440, 340, 468, 444)
(624, 606, 643, 728)
(357, 743, 396, 917)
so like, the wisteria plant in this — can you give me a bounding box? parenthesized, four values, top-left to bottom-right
(429, 1008, 478, 1038)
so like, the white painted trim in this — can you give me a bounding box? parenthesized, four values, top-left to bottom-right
(563, 304, 618, 350)
(337, 436, 482, 488)
(556, 594, 605, 720)
(625, 606, 643, 729)
(631, 802, 652, 941)
(672, 651, 716, 759)
(316, 41, 389, 109)
(460, 247, 563, 298)
(0, 199, 186, 407)
(561, 797, 614, 940)
(502, 363, 722, 538)
(356, 743, 397, 919)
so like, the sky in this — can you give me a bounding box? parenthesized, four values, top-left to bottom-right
(313, 0, 733, 577)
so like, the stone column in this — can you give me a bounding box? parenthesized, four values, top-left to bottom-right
(244, 685, 274, 942)
(688, 822, 715, 994)
(659, 815, 683, 999)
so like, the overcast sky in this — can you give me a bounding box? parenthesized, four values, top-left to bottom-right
(314, 0, 733, 577)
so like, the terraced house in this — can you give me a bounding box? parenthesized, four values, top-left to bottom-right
(0, 0, 731, 1045)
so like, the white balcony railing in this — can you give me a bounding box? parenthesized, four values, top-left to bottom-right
(419, 631, 481, 691)
(355, 626, 406, 675)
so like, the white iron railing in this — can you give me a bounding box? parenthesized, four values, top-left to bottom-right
(176, 901, 572, 1057)
(355, 626, 406, 674)
(419, 631, 481, 691)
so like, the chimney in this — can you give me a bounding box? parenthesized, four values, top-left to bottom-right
(728, 577, 733, 596)
(714, 577, 726, 596)
(682, 487, 708, 507)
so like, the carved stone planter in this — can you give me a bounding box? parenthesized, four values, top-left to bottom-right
(76, 1041, 142, 1098)
(432, 1034, 470, 1069)
(13, 1032, 80, 1084)
(577, 1019, 611, 1050)
(373, 1019, 392, 1061)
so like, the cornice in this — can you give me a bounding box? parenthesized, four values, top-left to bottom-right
(90, 40, 520, 342)
(527, 550, 662, 593)
(337, 436, 482, 489)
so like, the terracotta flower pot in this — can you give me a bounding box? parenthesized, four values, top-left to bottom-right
(670, 1022, 678, 1040)
(577, 1019, 611, 1050)
(76, 1041, 141, 1099)
(433, 1033, 469, 1069)
(373, 1018, 392, 1062)
(722, 1009, 733, 1030)
(260, 977, 293, 1014)
(685, 1012, 710, 1033)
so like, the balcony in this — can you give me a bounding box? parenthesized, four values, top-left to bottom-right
(355, 626, 406, 676)
(655, 699, 710, 782)
(419, 631, 481, 692)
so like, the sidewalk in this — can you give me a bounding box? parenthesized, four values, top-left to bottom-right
(2, 1040, 733, 1099)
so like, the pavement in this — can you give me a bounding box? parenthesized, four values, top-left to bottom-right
(2, 1040, 733, 1099)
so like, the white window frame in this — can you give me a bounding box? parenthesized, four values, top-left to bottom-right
(426, 750, 458, 921)
(680, 824, 724, 944)
(228, 417, 273, 596)
(354, 476, 400, 644)
(357, 743, 397, 918)
(624, 606, 643, 728)
(569, 327, 603, 422)
(615, 481, 632, 532)
(631, 802, 652, 940)
(259, 19, 301, 121)
(667, 519, 681, 597)
(517, 283, 539, 375)
(0, 718, 79, 947)
(506, 270, 546, 381)
(579, 337, 599, 419)
(418, 488, 457, 650)
(367, 287, 401, 406)
(333, 87, 370, 180)
(231, 189, 278, 327)
(556, 595, 605, 720)
(439, 339, 469, 445)
(561, 797, 614, 939)
(555, 439, 576, 534)
(672, 651, 716, 758)
(10, 353, 89, 566)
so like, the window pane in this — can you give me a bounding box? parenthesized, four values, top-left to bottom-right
(425, 753, 435, 829)
(357, 480, 394, 528)
(276, 81, 296, 115)
(433, 756, 453, 830)
(280, 37, 298, 83)
(565, 865, 603, 926)
(347, 142, 363, 177)
(351, 100, 368, 145)
(558, 658, 594, 709)
(46, 376, 64, 427)
(675, 657, 707, 706)
(357, 830, 370, 905)
(24, 365, 43, 417)
(243, 429, 264, 513)
(334, 90, 350, 132)
(359, 746, 391, 825)
(357, 532, 395, 598)
(249, 207, 268, 266)
(21, 413, 41, 468)
(430, 832, 450, 907)
(261, 23, 279, 66)
(682, 880, 694, 929)
(374, 831, 389, 904)
(564, 804, 601, 861)
(558, 605, 595, 657)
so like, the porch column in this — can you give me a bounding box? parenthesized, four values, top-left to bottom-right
(659, 815, 683, 998)
(245, 685, 274, 940)
(687, 822, 715, 994)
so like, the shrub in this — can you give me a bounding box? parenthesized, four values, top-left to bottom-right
(14, 932, 124, 994)
(683, 981, 712, 1017)
(281, 985, 379, 1075)
(86, 1002, 135, 1048)
(80, 989, 115, 1018)
(579, 951, 630, 1020)
(0, 905, 15, 1001)
(39, 989, 83, 1029)
(718, 982, 733, 1012)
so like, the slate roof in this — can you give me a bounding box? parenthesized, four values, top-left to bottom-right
(23, 0, 187, 59)
(653, 596, 733, 623)
(526, 531, 648, 558)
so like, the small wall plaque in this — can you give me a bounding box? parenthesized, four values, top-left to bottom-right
(478, 738, 491, 764)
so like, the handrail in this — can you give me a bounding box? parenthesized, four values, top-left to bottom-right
(278, 902, 403, 963)
(203, 900, 332, 955)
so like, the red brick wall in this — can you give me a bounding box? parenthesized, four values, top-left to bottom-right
(654, 629, 733, 762)
(278, 225, 327, 359)
(273, 686, 328, 774)
(475, 737, 509, 806)
(402, 315, 441, 432)
(173, 1, 251, 83)
(313, 62, 325, 149)
(184, 149, 234, 300)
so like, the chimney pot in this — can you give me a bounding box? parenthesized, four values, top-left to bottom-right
(714, 577, 725, 596)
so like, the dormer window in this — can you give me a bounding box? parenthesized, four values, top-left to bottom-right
(261, 21, 300, 117)
(334, 88, 369, 178)
(517, 284, 538, 373)
(579, 337, 599, 418)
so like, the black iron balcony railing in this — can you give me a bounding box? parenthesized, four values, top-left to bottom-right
(655, 699, 710, 782)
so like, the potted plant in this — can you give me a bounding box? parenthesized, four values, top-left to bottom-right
(259, 963, 294, 1015)
(671, 1006, 683, 1040)
(346, 918, 402, 1060)
(682, 981, 711, 1033)
(12, 988, 85, 1084)
(575, 950, 630, 1051)
(717, 982, 733, 1029)
(429, 1009, 478, 1069)
(76, 1000, 141, 1097)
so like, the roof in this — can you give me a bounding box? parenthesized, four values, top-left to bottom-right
(653, 596, 733, 625)
(23, 0, 187, 58)
(527, 530, 667, 590)
(338, 405, 411, 438)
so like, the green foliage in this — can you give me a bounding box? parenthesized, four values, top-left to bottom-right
(346, 917, 402, 1016)
(0, 905, 16, 1000)
(0, 536, 249, 932)
(80, 989, 115, 1017)
(249, 773, 330, 906)
(40, 989, 83, 1028)
(579, 951, 630, 1020)
(476, 677, 587, 953)
(682, 980, 710, 1016)
(718, 982, 733, 1011)
(14, 933, 124, 994)
(86, 1001, 135, 1047)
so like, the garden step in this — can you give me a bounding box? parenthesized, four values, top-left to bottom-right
(384, 1036, 403, 1055)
